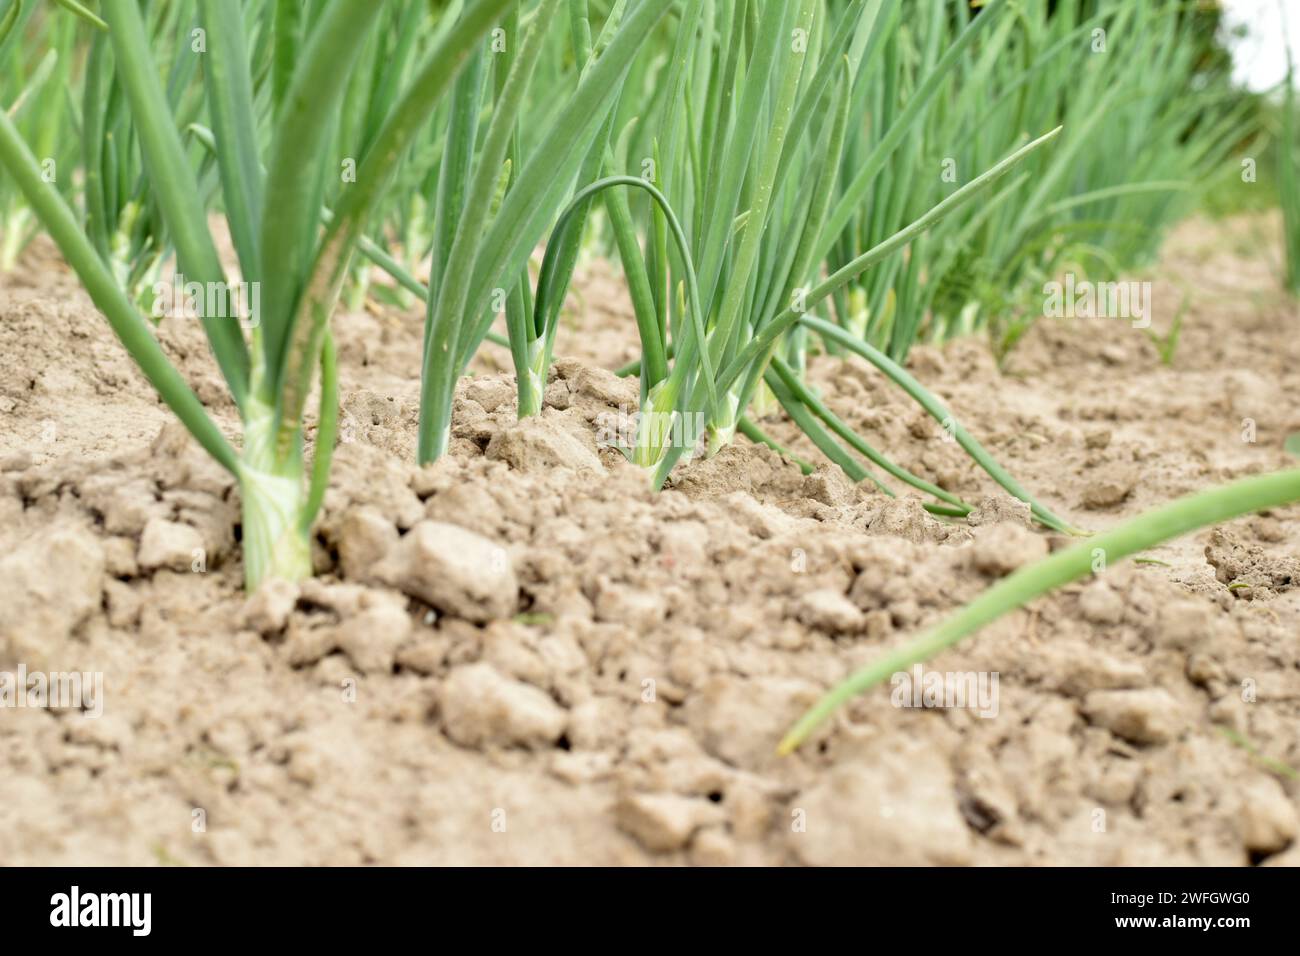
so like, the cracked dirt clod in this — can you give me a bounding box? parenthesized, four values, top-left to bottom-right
(137, 518, 204, 573)
(485, 415, 604, 475)
(1238, 776, 1299, 857)
(240, 579, 299, 635)
(439, 662, 567, 749)
(614, 792, 724, 852)
(378, 520, 518, 623)
(794, 588, 865, 634)
(789, 742, 974, 866)
(1082, 689, 1184, 745)
(0, 526, 104, 666)
(970, 522, 1049, 577)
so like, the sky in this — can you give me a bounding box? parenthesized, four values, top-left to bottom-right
(1221, 0, 1300, 91)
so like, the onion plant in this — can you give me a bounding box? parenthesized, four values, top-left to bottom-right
(779, 468, 1300, 754)
(84, 0, 221, 304)
(415, 0, 676, 463)
(0, 1, 81, 271)
(0, 0, 1263, 594)
(0, 0, 516, 588)
(517, 0, 1075, 532)
(826, 0, 1249, 361)
(322, 0, 483, 312)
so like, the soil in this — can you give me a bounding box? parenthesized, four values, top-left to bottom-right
(1, 214, 1298, 866)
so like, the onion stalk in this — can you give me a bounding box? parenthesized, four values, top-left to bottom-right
(415, 0, 676, 464)
(0, 0, 512, 589)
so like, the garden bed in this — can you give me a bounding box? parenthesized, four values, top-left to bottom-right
(1, 215, 1297, 865)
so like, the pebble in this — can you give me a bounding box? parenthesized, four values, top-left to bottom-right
(485, 417, 604, 475)
(464, 377, 517, 413)
(789, 742, 973, 865)
(336, 597, 411, 674)
(568, 366, 638, 408)
(439, 663, 566, 749)
(0, 527, 104, 665)
(336, 506, 398, 581)
(795, 588, 865, 634)
(1054, 644, 1147, 696)
(1078, 579, 1124, 625)
(137, 518, 204, 573)
(613, 792, 723, 852)
(682, 675, 820, 770)
(1239, 776, 1298, 857)
(688, 826, 737, 866)
(1081, 472, 1135, 509)
(380, 521, 518, 623)
(594, 583, 666, 631)
(1082, 688, 1183, 745)
(1149, 598, 1210, 651)
(240, 578, 299, 635)
(970, 523, 1049, 577)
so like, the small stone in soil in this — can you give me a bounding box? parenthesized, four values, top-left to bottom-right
(137, 518, 204, 573)
(789, 742, 973, 866)
(794, 588, 865, 634)
(613, 792, 723, 853)
(439, 662, 566, 749)
(1078, 579, 1125, 625)
(1081, 471, 1136, 509)
(1082, 688, 1183, 745)
(970, 523, 1049, 577)
(240, 578, 299, 635)
(336, 506, 398, 581)
(379, 521, 518, 623)
(1238, 776, 1299, 857)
